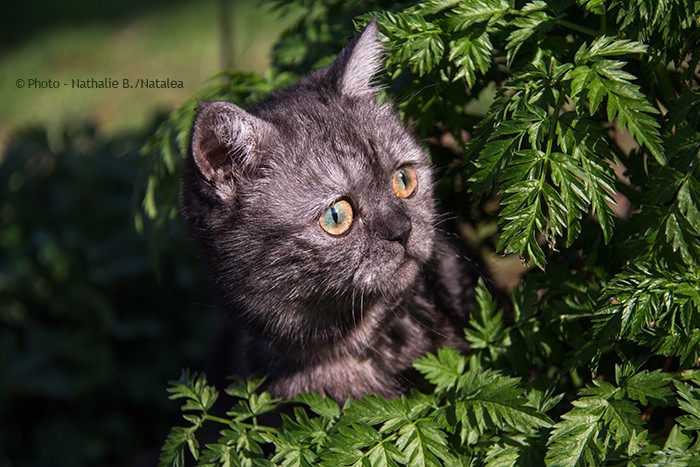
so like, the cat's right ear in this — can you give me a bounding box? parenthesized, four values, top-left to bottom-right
(332, 18, 384, 98)
(190, 101, 271, 197)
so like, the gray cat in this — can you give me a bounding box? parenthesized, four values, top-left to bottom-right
(181, 19, 479, 401)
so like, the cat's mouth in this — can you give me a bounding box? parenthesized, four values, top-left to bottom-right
(397, 256, 418, 273)
(352, 234, 432, 295)
(386, 255, 421, 290)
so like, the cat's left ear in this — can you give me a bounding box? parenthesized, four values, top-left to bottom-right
(190, 101, 273, 198)
(332, 18, 384, 98)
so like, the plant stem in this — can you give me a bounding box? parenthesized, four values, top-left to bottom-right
(205, 414, 278, 433)
(556, 19, 597, 37)
(207, 414, 235, 426)
(653, 60, 677, 102)
(242, 422, 278, 433)
(545, 90, 567, 160)
(600, 10, 607, 35)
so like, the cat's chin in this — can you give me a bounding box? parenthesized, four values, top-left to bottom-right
(367, 256, 421, 296)
(396, 256, 420, 281)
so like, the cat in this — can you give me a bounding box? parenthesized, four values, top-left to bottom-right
(180, 19, 480, 401)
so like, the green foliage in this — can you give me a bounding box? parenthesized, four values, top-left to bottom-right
(0, 125, 214, 466)
(159, 285, 700, 466)
(142, 0, 700, 464)
(160, 340, 556, 466)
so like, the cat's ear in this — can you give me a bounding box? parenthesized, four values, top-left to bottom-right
(332, 18, 384, 97)
(190, 101, 271, 196)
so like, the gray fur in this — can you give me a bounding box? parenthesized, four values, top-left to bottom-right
(181, 19, 477, 400)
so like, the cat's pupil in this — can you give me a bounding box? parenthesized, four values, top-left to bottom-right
(319, 200, 353, 235)
(392, 165, 417, 199)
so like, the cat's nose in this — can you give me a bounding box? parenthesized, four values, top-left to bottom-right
(377, 210, 412, 245)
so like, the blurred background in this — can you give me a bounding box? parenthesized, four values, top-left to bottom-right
(0, 1, 295, 465)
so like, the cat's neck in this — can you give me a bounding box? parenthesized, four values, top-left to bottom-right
(254, 284, 464, 400)
(263, 291, 403, 361)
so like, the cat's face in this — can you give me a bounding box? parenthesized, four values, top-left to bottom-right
(237, 97, 436, 297)
(183, 20, 437, 343)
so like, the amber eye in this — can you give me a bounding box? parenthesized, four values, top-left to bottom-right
(392, 165, 418, 199)
(319, 199, 354, 236)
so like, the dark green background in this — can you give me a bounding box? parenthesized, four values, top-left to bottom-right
(0, 1, 287, 464)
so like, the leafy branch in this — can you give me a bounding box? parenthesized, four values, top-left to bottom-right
(160, 284, 700, 465)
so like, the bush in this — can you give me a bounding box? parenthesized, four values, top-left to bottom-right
(144, 0, 700, 465)
(0, 124, 214, 466)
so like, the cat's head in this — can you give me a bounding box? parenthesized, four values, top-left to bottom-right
(182, 20, 438, 346)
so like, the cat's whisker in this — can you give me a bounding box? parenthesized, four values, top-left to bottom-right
(350, 289, 355, 327)
(360, 291, 365, 324)
(393, 368, 419, 391)
(433, 212, 458, 224)
(399, 296, 451, 340)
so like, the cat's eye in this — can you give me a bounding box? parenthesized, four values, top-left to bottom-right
(319, 199, 354, 236)
(392, 165, 418, 199)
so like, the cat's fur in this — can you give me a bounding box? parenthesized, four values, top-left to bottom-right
(181, 19, 479, 401)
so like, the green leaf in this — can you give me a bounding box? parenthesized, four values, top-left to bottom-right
(678, 180, 700, 228)
(546, 407, 605, 467)
(413, 347, 466, 392)
(282, 406, 334, 449)
(570, 37, 665, 164)
(665, 180, 700, 265)
(167, 370, 218, 414)
(226, 374, 268, 399)
(395, 419, 455, 467)
(598, 262, 700, 366)
(444, 0, 510, 30)
(440, 369, 552, 446)
(380, 13, 444, 77)
(468, 133, 521, 195)
(465, 278, 506, 353)
(506, 1, 555, 66)
(580, 154, 616, 243)
(498, 178, 547, 268)
(549, 152, 588, 245)
(347, 395, 430, 434)
(159, 425, 201, 467)
(547, 379, 649, 466)
(622, 370, 674, 406)
(663, 425, 694, 451)
(574, 36, 647, 63)
(577, 0, 606, 15)
(324, 420, 403, 466)
(225, 375, 279, 423)
(198, 442, 244, 466)
(293, 392, 341, 419)
(607, 90, 665, 164)
(603, 398, 645, 446)
(448, 30, 493, 87)
(484, 433, 546, 466)
(676, 379, 700, 431)
(366, 440, 405, 467)
(271, 445, 318, 467)
(664, 211, 700, 266)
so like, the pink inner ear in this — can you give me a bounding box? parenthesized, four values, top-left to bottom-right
(193, 122, 227, 182)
